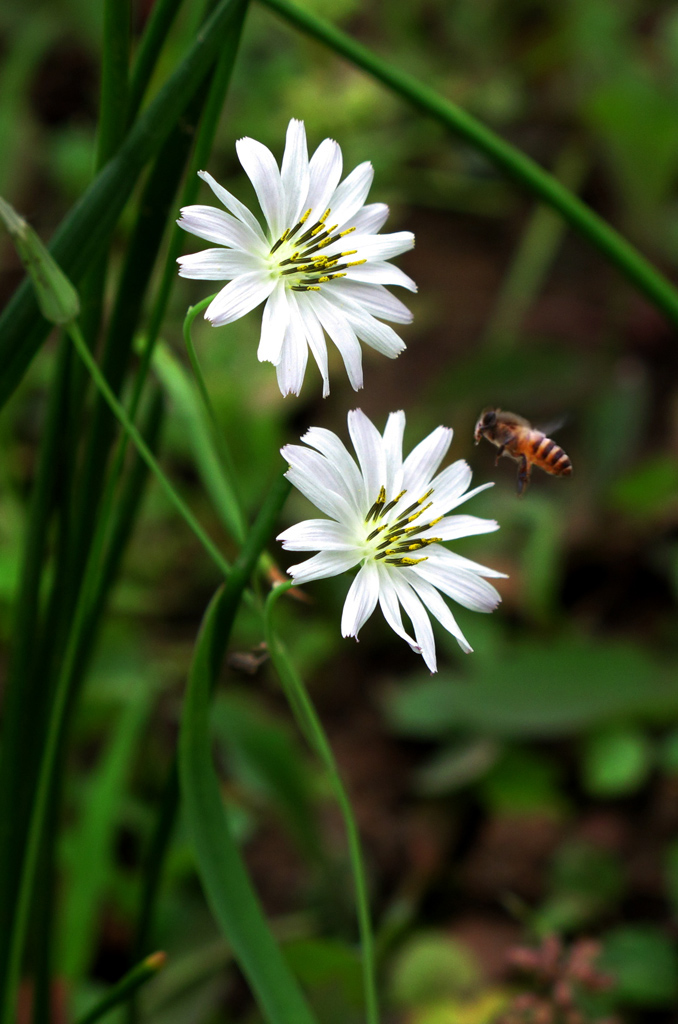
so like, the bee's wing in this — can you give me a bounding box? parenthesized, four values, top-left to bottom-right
(535, 414, 568, 436)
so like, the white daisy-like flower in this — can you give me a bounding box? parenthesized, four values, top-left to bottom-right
(277, 410, 506, 672)
(177, 118, 415, 397)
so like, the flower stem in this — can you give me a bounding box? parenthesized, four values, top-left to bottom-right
(67, 321, 231, 577)
(259, 0, 678, 329)
(264, 582, 379, 1024)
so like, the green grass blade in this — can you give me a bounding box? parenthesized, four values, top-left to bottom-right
(178, 472, 314, 1024)
(153, 341, 246, 544)
(179, 587, 317, 1024)
(0, 339, 72, 994)
(127, 0, 184, 123)
(67, 323, 231, 578)
(0, 0, 248, 410)
(97, 0, 131, 165)
(61, 689, 152, 981)
(259, 0, 678, 330)
(76, 953, 167, 1024)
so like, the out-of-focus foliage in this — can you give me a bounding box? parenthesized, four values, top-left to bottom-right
(2, 0, 678, 1020)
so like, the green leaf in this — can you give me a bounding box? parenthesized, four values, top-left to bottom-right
(211, 691, 323, 863)
(179, 587, 318, 1024)
(600, 925, 678, 1007)
(386, 637, 678, 739)
(283, 938, 363, 1009)
(535, 841, 625, 935)
(581, 726, 653, 797)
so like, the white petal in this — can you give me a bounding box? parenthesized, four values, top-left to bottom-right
(177, 248, 262, 280)
(350, 202, 390, 234)
(341, 561, 379, 639)
(276, 297, 308, 397)
(377, 567, 420, 652)
(401, 426, 453, 497)
(424, 461, 472, 516)
(287, 549, 360, 584)
(306, 138, 343, 223)
(407, 573, 473, 654)
(337, 297, 406, 358)
(311, 292, 364, 391)
(382, 411, 405, 497)
(414, 560, 502, 612)
(347, 408, 385, 506)
(258, 280, 289, 363)
(295, 292, 329, 398)
(281, 119, 310, 227)
(423, 546, 508, 579)
(205, 272, 275, 327)
(277, 518, 356, 551)
(282, 445, 355, 522)
(298, 426, 364, 517)
(333, 280, 413, 324)
(425, 514, 499, 541)
(236, 136, 285, 239)
(345, 260, 417, 292)
(329, 161, 374, 228)
(323, 231, 414, 262)
(177, 205, 264, 252)
(197, 170, 268, 247)
(390, 571, 437, 672)
(438, 480, 496, 515)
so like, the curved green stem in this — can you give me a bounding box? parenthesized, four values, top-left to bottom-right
(259, 0, 678, 329)
(182, 299, 247, 543)
(67, 322, 231, 577)
(264, 582, 379, 1024)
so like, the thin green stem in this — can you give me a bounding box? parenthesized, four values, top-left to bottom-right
(76, 952, 167, 1024)
(183, 298, 246, 543)
(264, 582, 379, 1024)
(259, 0, 678, 329)
(66, 322, 230, 577)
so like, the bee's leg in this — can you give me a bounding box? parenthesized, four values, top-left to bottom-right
(494, 445, 506, 466)
(517, 456, 531, 496)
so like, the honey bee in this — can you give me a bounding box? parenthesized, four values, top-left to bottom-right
(474, 408, 572, 495)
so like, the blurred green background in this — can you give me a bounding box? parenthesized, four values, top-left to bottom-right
(2, 0, 678, 1020)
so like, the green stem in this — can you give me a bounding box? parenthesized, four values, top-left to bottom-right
(66, 322, 230, 577)
(259, 0, 678, 329)
(76, 952, 167, 1024)
(264, 582, 379, 1024)
(183, 298, 246, 543)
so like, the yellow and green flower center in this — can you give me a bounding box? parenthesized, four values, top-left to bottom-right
(269, 207, 365, 291)
(362, 486, 442, 567)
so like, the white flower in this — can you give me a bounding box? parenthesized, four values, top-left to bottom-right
(177, 119, 415, 397)
(277, 410, 506, 672)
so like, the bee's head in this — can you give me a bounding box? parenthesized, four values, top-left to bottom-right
(474, 408, 498, 443)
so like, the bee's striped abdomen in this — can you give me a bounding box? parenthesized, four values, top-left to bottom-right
(529, 432, 572, 477)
